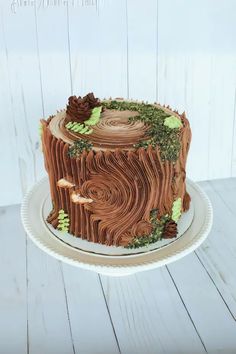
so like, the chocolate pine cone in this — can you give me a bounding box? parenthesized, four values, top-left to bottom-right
(163, 220, 178, 239)
(66, 92, 100, 123)
(183, 192, 191, 212)
(84, 92, 100, 108)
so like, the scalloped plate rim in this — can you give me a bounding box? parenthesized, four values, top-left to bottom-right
(21, 177, 213, 276)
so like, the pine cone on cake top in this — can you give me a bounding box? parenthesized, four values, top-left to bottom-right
(84, 92, 100, 108)
(66, 92, 100, 123)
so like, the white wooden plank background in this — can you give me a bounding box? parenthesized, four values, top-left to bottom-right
(1, 178, 236, 353)
(0, 0, 236, 206)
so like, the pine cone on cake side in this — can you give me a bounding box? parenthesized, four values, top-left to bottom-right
(163, 220, 178, 239)
(183, 192, 191, 212)
(66, 92, 100, 123)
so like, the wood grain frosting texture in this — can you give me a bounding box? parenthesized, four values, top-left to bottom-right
(41, 99, 191, 247)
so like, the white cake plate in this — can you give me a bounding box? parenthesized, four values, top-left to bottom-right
(21, 178, 213, 276)
(43, 193, 194, 256)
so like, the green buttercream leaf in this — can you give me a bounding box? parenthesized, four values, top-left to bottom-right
(84, 106, 102, 126)
(65, 106, 101, 136)
(58, 226, 69, 232)
(65, 122, 73, 129)
(172, 197, 182, 222)
(164, 116, 183, 129)
(39, 123, 43, 137)
(74, 124, 84, 132)
(79, 126, 89, 134)
(71, 124, 79, 131)
(84, 128, 94, 134)
(57, 209, 70, 233)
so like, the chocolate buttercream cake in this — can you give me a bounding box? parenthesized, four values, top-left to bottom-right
(40, 93, 191, 248)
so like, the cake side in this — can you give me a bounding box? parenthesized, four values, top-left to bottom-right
(41, 94, 191, 247)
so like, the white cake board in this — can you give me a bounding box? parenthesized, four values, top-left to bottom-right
(21, 177, 213, 276)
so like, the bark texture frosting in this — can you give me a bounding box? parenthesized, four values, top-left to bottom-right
(41, 96, 191, 247)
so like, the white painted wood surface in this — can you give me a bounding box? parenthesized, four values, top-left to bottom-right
(0, 0, 236, 206)
(0, 178, 236, 353)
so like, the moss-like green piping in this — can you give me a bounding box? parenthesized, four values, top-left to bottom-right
(68, 139, 93, 158)
(125, 210, 171, 249)
(102, 100, 182, 161)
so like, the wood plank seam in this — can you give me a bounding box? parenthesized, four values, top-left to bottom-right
(59, 262, 76, 354)
(209, 180, 235, 216)
(194, 250, 236, 322)
(165, 265, 207, 353)
(98, 274, 122, 354)
(66, 2, 73, 95)
(0, 10, 23, 199)
(33, 3, 45, 117)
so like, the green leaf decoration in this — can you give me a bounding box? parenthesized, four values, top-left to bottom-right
(171, 197, 182, 222)
(79, 126, 89, 134)
(38, 122, 43, 151)
(164, 115, 183, 129)
(84, 106, 102, 126)
(57, 209, 70, 233)
(65, 106, 102, 136)
(66, 121, 95, 135)
(39, 122, 43, 137)
(84, 128, 94, 134)
(65, 122, 73, 129)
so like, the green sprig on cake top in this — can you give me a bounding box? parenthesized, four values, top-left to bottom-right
(68, 139, 93, 158)
(102, 100, 183, 161)
(65, 106, 102, 135)
(125, 198, 181, 249)
(57, 209, 70, 232)
(65, 93, 102, 135)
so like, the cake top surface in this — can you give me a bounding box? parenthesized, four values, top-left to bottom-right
(46, 92, 190, 162)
